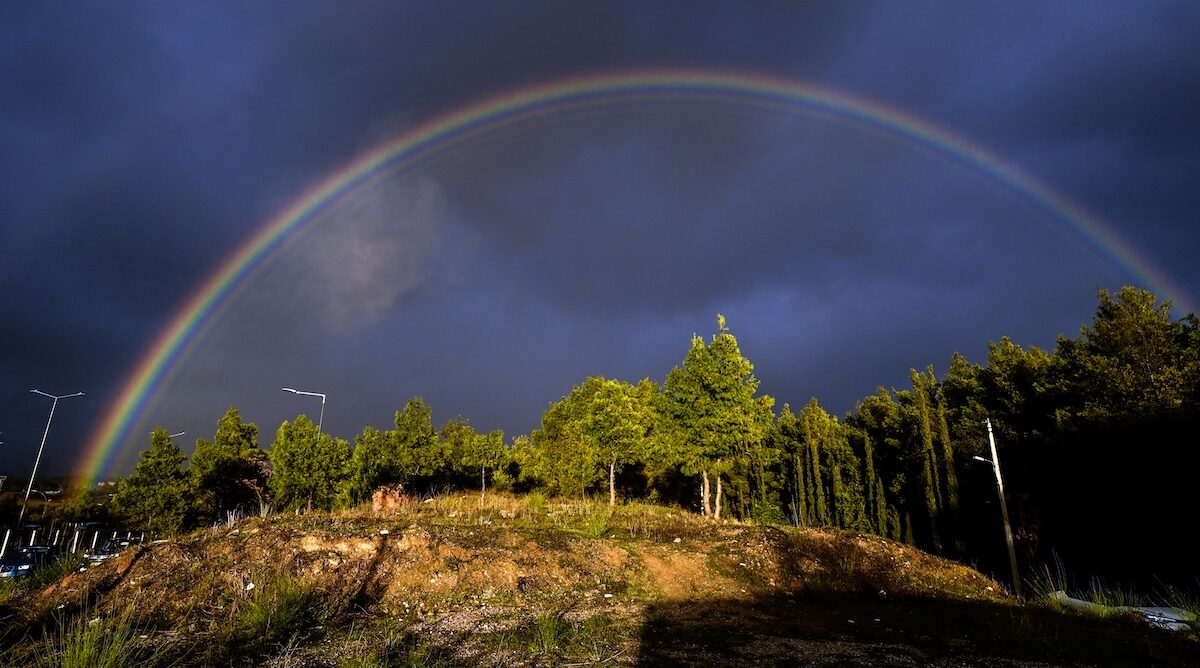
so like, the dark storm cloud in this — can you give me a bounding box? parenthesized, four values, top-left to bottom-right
(1, 2, 1196, 478)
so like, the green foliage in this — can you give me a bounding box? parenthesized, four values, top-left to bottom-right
(462, 428, 508, 493)
(1057, 287, 1189, 422)
(30, 553, 85, 589)
(190, 407, 266, 524)
(111, 427, 191, 535)
(748, 501, 786, 526)
(581, 377, 653, 506)
(32, 612, 158, 668)
(345, 425, 396, 505)
(524, 377, 607, 497)
(662, 315, 774, 518)
(236, 574, 315, 642)
(269, 415, 351, 511)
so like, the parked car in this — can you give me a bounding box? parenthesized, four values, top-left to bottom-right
(84, 537, 140, 563)
(0, 544, 62, 579)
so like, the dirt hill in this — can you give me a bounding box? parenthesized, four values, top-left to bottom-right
(2, 493, 1197, 666)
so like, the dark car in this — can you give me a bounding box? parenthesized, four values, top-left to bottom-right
(0, 544, 62, 579)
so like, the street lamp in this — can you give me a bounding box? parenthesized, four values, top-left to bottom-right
(20, 390, 84, 525)
(282, 387, 326, 436)
(974, 418, 1022, 598)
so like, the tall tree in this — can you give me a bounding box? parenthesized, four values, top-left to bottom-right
(662, 315, 772, 519)
(345, 425, 396, 504)
(111, 428, 191, 536)
(1056, 287, 1187, 421)
(909, 368, 943, 550)
(268, 415, 350, 511)
(190, 407, 265, 523)
(393, 397, 442, 491)
(581, 378, 652, 507)
(526, 377, 606, 497)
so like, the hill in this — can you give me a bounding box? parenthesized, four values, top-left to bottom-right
(2, 493, 1198, 666)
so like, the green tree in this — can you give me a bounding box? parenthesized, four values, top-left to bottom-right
(393, 397, 442, 491)
(847, 388, 906, 540)
(463, 429, 508, 495)
(268, 415, 350, 511)
(190, 407, 265, 523)
(1056, 287, 1188, 421)
(345, 425, 395, 504)
(663, 315, 772, 519)
(581, 378, 652, 507)
(525, 377, 606, 497)
(111, 428, 191, 536)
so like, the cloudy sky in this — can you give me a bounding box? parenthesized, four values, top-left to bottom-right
(3, 2, 1198, 480)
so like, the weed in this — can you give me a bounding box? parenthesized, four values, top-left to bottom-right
(344, 629, 456, 667)
(579, 505, 611, 539)
(0, 576, 18, 605)
(531, 607, 568, 655)
(235, 573, 315, 642)
(526, 491, 548, 516)
(29, 553, 85, 588)
(31, 611, 161, 668)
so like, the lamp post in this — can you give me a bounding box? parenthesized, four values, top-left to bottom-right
(20, 390, 84, 526)
(973, 418, 1021, 598)
(282, 387, 326, 436)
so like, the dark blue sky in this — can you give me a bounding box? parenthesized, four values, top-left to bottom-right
(2, 2, 1198, 480)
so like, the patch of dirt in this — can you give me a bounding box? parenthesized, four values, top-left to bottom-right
(641, 547, 733, 600)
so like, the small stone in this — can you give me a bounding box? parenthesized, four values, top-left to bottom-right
(673, 537, 682, 543)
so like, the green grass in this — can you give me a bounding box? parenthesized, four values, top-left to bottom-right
(29, 554, 85, 589)
(235, 573, 316, 643)
(28, 612, 161, 668)
(1029, 556, 1200, 632)
(0, 576, 18, 605)
(490, 607, 626, 666)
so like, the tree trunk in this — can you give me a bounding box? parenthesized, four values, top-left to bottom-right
(715, 474, 723, 520)
(609, 460, 616, 508)
(481, 466, 487, 496)
(701, 470, 711, 517)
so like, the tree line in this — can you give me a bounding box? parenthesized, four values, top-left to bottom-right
(108, 287, 1200, 575)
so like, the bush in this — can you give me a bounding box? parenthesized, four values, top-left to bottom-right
(749, 502, 787, 526)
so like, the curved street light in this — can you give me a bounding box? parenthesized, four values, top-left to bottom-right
(20, 390, 83, 525)
(282, 387, 326, 437)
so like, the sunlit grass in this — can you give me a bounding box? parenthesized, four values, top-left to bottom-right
(26, 611, 163, 668)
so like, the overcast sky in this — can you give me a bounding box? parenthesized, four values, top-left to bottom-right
(3, 1, 1198, 481)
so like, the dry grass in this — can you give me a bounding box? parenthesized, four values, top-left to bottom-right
(3, 491, 1195, 667)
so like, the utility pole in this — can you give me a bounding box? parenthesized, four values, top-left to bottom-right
(974, 418, 1021, 598)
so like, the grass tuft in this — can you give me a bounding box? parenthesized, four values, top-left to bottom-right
(235, 573, 315, 643)
(31, 612, 159, 668)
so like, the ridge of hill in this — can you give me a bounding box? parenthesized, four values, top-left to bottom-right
(2, 493, 1197, 666)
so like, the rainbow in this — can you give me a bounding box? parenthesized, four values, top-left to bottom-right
(77, 68, 1195, 483)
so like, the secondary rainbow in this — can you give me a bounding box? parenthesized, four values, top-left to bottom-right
(77, 68, 1196, 482)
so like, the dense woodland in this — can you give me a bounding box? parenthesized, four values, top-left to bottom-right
(96, 287, 1199, 587)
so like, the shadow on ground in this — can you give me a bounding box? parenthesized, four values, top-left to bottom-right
(636, 592, 1200, 667)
